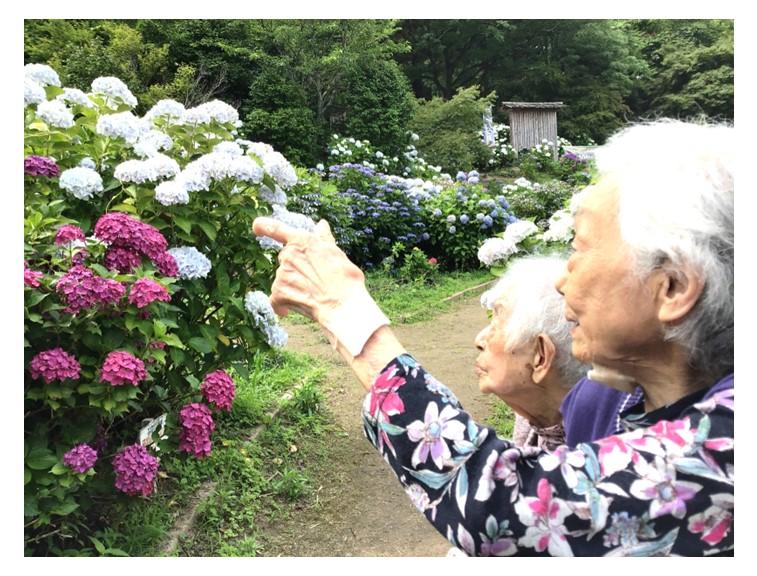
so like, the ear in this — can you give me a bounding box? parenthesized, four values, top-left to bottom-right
(655, 265, 704, 325)
(531, 334, 556, 384)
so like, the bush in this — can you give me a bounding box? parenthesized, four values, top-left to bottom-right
(381, 243, 439, 285)
(502, 178, 576, 226)
(410, 85, 495, 174)
(24, 64, 294, 553)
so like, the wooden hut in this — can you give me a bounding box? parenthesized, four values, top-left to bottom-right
(501, 101, 564, 159)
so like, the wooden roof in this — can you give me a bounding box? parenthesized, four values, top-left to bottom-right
(501, 101, 564, 110)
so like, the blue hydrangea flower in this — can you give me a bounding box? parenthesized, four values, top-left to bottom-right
(460, 214, 470, 224)
(168, 246, 212, 279)
(244, 290, 288, 348)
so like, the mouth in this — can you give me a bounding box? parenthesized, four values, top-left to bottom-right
(474, 364, 486, 376)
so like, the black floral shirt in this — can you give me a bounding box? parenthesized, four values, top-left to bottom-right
(361, 354, 734, 556)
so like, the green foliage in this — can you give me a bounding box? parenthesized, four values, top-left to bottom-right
(334, 59, 416, 156)
(381, 244, 439, 285)
(502, 179, 576, 226)
(410, 86, 495, 173)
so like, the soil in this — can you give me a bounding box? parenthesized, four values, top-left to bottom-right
(257, 293, 497, 557)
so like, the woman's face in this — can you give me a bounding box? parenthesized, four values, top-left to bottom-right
(474, 297, 533, 401)
(555, 180, 663, 369)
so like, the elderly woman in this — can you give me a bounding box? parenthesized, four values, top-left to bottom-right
(476, 256, 586, 451)
(252, 120, 733, 556)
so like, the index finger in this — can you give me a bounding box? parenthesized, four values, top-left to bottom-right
(252, 217, 304, 245)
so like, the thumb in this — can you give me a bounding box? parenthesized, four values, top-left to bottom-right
(315, 219, 335, 241)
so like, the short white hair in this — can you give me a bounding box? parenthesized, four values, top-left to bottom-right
(481, 256, 586, 388)
(584, 119, 734, 380)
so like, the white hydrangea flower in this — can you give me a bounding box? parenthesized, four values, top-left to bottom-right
(263, 151, 297, 189)
(513, 177, 534, 189)
(542, 209, 574, 243)
(132, 140, 159, 159)
(154, 180, 190, 206)
(24, 78, 47, 106)
(96, 112, 150, 144)
(138, 129, 173, 153)
(244, 290, 288, 349)
(244, 141, 274, 159)
(57, 88, 95, 108)
(167, 246, 212, 280)
(213, 141, 243, 156)
(91, 76, 137, 108)
(24, 63, 61, 87)
(182, 100, 239, 125)
(59, 167, 104, 200)
(144, 99, 186, 124)
(259, 184, 288, 206)
(477, 236, 518, 267)
(175, 165, 211, 193)
(36, 100, 74, 129)
(78, 157, 97, 170)
(179, 151, 264, 188)
(114, 154, 180, 184)
(503, 219, 538, 245)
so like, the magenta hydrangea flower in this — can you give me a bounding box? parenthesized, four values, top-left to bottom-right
(24, 155, 60, 177)
(128, 278, 170, 309)
(112, 444, 159, 496)
(104, 247, 142, 274)
(100, 350, 147, 387)
(179, 403, 215, 458)
(24, 265, 43, 287)
(63, 443, 98, 473)
(94, 212, 168, 261)
(55, 264, 125, 314)
(54, 224, 86, 245)
(29, 348, 81, 384)
(153, 251, 178, 277)
(201, 369, 235, 412)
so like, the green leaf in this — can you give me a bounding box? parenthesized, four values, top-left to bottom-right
(153, 319, 167, 338)
(197, 221, 218, 242)
(174, 216, 192, 235)
(50, 463, 68, 476)
(110, 203, 137, 214)
(50, 500, 79, 516)
(26, 291, 49, 307)
(188, 337, 213, 354)
(26, 448, 59, 470)
(163, 333, 185, 349)
(24, 467, 32, 485)
(90, 536, 106, 555)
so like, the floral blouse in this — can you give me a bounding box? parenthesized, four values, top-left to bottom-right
(361, 354, 734, 556)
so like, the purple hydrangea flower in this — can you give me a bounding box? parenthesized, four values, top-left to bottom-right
(113, 444, 159, 496)
(201, 370, 235, 412)
(63, 443, 98, 473)
(24, 155, 60, 177)
(127, 278, 170, 309)
(29, 348, 81, 384)
(179, 403, 215, 458)
(100, 351, 147, 387)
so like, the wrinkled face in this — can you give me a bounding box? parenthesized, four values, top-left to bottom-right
(474, 297, 533, 402)
(555, 180, 663, 368)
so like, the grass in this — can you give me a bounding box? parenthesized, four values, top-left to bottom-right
(90, 349, 329, 557)
(485, 401, 517, 439)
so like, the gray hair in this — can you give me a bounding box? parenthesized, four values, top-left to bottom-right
(587, 119, 734, 381)
(481, 255, 587, 388)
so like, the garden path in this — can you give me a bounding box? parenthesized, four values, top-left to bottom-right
(258, 292, 497, 556)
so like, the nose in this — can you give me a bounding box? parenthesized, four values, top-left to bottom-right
(475, 324, 490, 351)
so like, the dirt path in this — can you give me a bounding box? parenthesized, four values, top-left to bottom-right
(258, 293, 497, 557)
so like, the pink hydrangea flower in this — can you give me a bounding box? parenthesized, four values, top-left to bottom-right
(201, 369, 235, 412)
(63, 443, 98, 473)
(127, 277, 170, 309)
(153, 251, 178, 277)
(100, 350, 147, 386)
(55, 265, 125, 314)
(54, 224, 86, 245)
(25, 155, 60, 177)
(24, 265, 43, 287)
(113, 444, 159, 496)
(94, 212, 168, 261)
(104, 247, 142, 274)
(179, 403, 215, 458)
(29, 348, 81, 384)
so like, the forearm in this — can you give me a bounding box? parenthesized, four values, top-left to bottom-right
(333, 325, 407, 390)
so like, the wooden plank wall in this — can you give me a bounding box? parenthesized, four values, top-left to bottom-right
(509, 110, 559, 158)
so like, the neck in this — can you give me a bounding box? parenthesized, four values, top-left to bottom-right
(504, 375, 567, 429)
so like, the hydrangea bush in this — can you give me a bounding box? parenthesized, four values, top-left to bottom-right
(23, 63, 297, 552)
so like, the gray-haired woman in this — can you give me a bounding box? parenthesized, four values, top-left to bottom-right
(252, 120, 733, 556)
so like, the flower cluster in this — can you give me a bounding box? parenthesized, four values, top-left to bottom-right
(91, 76, 138, 108)
(29, 348, 81, 384)
(167, 246, 212, 280)
(182, 100, 239, 125)
(24, 264, 43, 288)
(58, 167, 104, 200)
(25, 155, 60, 177)
(54, 224, 86, 246)
(176, 150, 264, 193)
(57, 88, 95, 109)
(103, 247, 141, 273)
(244, 290, 288, 348)
(36, 100, 74, 129)
(100, 351, 147, 387)
(179, 403, 215, 458)
(477, 220, 539, 267)
(94, 212, 169, 262)
(112, 444, 159, 496)
(114, 154, 180, 184)
(144, 99, 186, 125)
(128, 278, 171, 309)
(96, 112, 149, 144)
(24, 78, 47, 106)
(25, 63, 61, 87)
(154, 181, 190, 206)
(542, 209, 575, 243)
(63, 444, 98, 473)
(201, 370, 236, 412)
(55, 265, 125, 314)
